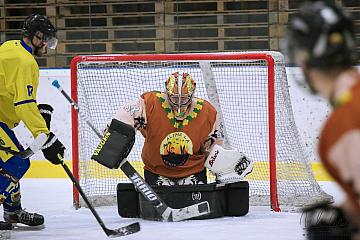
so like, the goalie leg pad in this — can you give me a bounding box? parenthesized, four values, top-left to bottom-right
(225, 181, 249, 216)
(138, 183, 227, 221)
(92, 119, 135, 169)
(136, 182, 250, 221)
(117, 183, 139, 218)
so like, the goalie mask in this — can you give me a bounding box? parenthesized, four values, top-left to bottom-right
(165, 71, 196, 120)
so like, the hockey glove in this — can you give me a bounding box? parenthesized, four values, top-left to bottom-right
(301, 201, 356, 240)
(42, 132, 65, 165)
(205, 145, 254, 183)
(38, 104, 54, 129)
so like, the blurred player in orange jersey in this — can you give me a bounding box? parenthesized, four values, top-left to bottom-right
(110, 71, 253, 186)
(286, 1, 359, 239)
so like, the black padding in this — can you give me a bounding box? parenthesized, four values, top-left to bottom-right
(108, 118, 136, 139)
(92, 119, 135, 169)
(117, 180, 250, 221)
(225, 181, 249, 216)
(136, 182, 250, 221)
(117, 183, 139, 218)
(302, 202, 355, 240)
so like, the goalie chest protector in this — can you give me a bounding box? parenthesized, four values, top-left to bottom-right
(117, 181, 249, 221)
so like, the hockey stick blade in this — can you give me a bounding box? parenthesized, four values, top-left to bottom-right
(52, 80, 211, 222)
(61, 163, 140, 237)
(105, 222, 140, 238)
(161, 201, 210, 222)
(10, 222, 139, 237)
(171, 201, 210, 222)
(0, 145, 34, 159)
(0, 145, 140, 237)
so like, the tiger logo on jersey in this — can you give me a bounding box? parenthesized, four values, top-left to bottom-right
(160, 132, 193, 167)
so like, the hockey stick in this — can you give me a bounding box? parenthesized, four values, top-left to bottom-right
(60, 161, 140, 237)
(0, 133, 48, 159)
(52, 80, 210, 222)
(0, 146, 140, 237)
(0, 145, 34, 159)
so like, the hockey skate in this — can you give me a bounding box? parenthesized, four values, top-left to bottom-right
(0, 221, 13, 230)
(0, 221, 11, 240)
(4, 209, 44, 227)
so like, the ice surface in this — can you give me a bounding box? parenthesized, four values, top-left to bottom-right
(7, 179, 343, 240)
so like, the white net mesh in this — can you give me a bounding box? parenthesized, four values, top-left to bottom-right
(72, 52, 332, 210)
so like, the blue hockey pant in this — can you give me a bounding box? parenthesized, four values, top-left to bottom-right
(0, 122, 30, 212)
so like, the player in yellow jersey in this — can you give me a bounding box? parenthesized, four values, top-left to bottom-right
(0, 14, 65, 229)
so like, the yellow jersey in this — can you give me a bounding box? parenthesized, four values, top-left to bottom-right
(0, 40, 49, 137)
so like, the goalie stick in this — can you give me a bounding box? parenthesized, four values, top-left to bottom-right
(52, 80, 210, 222)
(0, 146, 140, 237)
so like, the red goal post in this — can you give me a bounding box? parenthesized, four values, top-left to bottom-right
(70, 52, 331, 211)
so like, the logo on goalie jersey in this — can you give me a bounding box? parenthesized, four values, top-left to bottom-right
(160, 132, 193, 167)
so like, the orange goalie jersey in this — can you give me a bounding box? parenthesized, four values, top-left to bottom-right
(318, 78, 360, 212)
(113, 91, 224, 178)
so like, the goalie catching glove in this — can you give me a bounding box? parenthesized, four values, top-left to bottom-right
(205, 145, 253, 183)
(92, 119, 135, 169)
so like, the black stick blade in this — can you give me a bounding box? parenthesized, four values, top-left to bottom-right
(106, 222, 140, 238)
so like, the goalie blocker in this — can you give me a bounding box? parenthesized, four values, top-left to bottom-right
(92, 119, 135, 169)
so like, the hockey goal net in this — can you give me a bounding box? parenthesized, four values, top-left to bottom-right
(71, 52, 332, 211)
